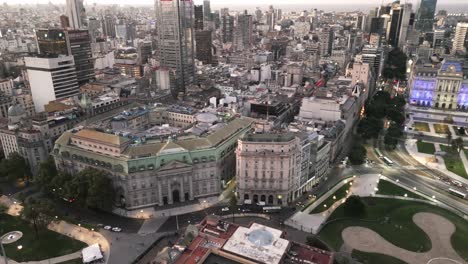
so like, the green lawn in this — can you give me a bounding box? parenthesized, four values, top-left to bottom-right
(310, 183, 351, 214)
(440, 145, 468, 179)
(433, 124, 450, 134)
(416, 141, 435, 154)
(317, 198, 468, 263)
(413, 122, 430, 132)
(352, 250, 408, 264)
(0, 214, 86, 262)
(377, 180, 425, 200)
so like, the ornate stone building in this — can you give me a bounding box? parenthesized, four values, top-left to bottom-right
(52, 118, 254, 209)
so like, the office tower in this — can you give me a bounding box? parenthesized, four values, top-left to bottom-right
(203, 0, 211, 21)
(275, 9, 282, 21)
(60, 15, 70, 29)
(137, 41, 153, 65)
(361, 45, 384, 78)
(220, 8, 229, 17)
(319, 28, 334, 56)
(194, 5, 204, 30)
(452, 22, 468, 55)
(102, 14, 116, 38)
(87, 17, 101, 42)
(254, 8, 262, 22)
(416, 0, 437, 32)
(36, 29, 94, 85)
(235, 12, 253, 51)
(195, 30, 213, 64)
(66, 0, 86, 29)
(115, 19, 136, 45)
(155, 0, 196, 98)
(433, 29, 445, 49)
(387, 3, 412, 47)
(366, 8, 377, 32)
(220, 14, 234, 43)
(25, 56, 79, 112)
(370, 17, 385, 35)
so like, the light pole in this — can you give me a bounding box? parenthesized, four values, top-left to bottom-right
(1, 231, 23, 264)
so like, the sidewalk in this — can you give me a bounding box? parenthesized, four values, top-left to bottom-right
(114, 196, 219, 219)
(0, 196, 110, 264)
(405, 139, 468, 185)
(285, 174, 380, 234)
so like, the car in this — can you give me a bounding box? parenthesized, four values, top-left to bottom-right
(111, 227, 122, 232)
(103, 226, 112, 230)
(221, 207, 229, 212)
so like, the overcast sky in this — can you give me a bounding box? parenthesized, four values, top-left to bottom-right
(4, 0, 466, 5)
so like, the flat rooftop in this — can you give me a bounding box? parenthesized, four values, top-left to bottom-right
(222, 223, 289, 264)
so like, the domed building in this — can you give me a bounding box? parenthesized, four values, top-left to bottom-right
(7, 103, 26, 130)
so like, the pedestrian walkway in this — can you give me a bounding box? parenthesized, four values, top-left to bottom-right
(138, 216, 169, 235)
(286, 174, 379, 234)
(0, 196, 110, 264)
(405, 139, 468, 185)
(113, 196, 219, 219)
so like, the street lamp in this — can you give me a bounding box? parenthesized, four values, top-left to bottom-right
(1, 231, 23, 264)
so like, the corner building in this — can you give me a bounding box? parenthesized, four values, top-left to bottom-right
(53, 118, 254, 209)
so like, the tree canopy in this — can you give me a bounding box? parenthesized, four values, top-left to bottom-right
(21, 197, 55, 238)
(0, 153, 31, 183)
(382, 48, 408, 81)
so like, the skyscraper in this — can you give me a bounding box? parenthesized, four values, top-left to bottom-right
(203, 0, 211, 22)
(452, 22, 468, 55)
(415, 0, 437, 32)
(220, 14, 234, 43)
(195, 30, 213, 65)
(36, 29, 94, 85)
(66, 0, 86, 29)
(194, 5, 204, 30)
(234, 12, 253, 51)
(155, 0, 196, 98)
(387, 3, 412, 48)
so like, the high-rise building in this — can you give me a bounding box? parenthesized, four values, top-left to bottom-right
(155, 0, 196, 98)
(66, 0, 86, 29)
(234, 12, 253, 51)
(360, 45, 384, 78)
(203, 0, 211, 21)
(36, 29, 94, 85)
(319, 27, 334, 56)
(195, 30, 213, 64)
(370, 17, 385, 35)
(452, 22, 468, 55)
(194, 5, 204, 30)
(387, 3, 412, 47)
(25, 56, 79, 112)
(415, 0, 437, 32)
(220, 14, 234, 43)
(102, 14, 116, 38)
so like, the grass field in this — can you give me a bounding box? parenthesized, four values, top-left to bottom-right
(352, 250, 408, 264)
(440, 145, 468, 179)
(317, 198, 468, 263)
(0, 214, 86, 262)
(310, 183, 351, 214)
(376, 180, 425, 200)
(416, 141, 435, 154)
(433, 124, 450, 134)
(413, 122, 430, 132)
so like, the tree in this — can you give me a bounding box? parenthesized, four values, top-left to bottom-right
(348, 141, 367, 165)
(386, 108, 405, 126)
(382, 48, 408, 81)
(447, 130, 452, 145)
(229, 195, 238, 223)
(21, 198, 55, 238)
(451, 137, 464, 153)
(343, 195, 366, 217)
(85, 169, 115, 211)
(384, 124, 403, 149)
(358, 116, 384, 139)
(36, 157, 58, 193)
(0, 153, 31, 183)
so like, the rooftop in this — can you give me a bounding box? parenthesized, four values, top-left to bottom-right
(241, 133, 296, 143)
(73, 129, 130, 146)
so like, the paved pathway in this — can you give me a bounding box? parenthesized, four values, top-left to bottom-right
(405, 139, 468, 185)
(342, 212, 466, 264)
(0, 195, 110, 264)
(286, 174, 379, 234)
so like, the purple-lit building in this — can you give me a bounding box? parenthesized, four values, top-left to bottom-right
(409, 59, 468, 110)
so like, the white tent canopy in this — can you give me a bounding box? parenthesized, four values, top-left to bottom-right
(82, 243, 104, 263)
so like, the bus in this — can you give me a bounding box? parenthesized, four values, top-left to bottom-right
(449, 188, 467, 199)
(375, 148, 384, 159)
(263, 206, 282, 213)
(383, 157, 394, 166)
